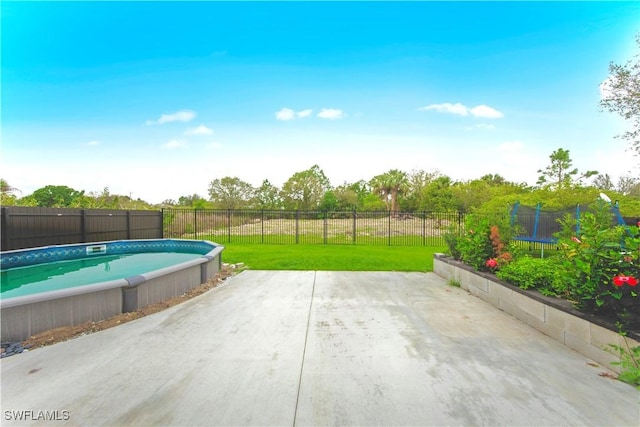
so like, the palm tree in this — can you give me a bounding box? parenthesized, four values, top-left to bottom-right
(370, 169, 408, 215)
(0, 179, 18, 195)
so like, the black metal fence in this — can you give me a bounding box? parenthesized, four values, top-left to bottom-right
(162, 209, 465, 246)
(1, 207, 162, 251)
(3, 206, 634, 251)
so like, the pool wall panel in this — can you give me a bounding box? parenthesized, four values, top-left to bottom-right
(1, 288, 122, 342)
(1, 240, 224, 342)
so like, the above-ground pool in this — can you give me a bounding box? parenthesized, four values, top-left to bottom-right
(1, 239, 224, 342)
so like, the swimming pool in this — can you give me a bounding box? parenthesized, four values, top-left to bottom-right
(0, 239, 224, 342)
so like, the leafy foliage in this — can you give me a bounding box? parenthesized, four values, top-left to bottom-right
(370, 169, 409, 214)
(496, 256, 563, 296)
(280, 165, 331, 210)
(208, 177, 254, 209)
(536, 148, 597, 190)
(607, 331, 640, 389)
(554, 199, 639, 327)
(31, 185, 85, 207)
(600, 34, 640, 156)
(453, 210, 515, 271)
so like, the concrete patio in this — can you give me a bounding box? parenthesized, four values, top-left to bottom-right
(1, 271, 638, 426)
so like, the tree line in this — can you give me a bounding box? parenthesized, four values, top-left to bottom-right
(2, 148, 639, 216)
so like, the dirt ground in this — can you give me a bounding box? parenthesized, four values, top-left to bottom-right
(13, 265, 240, 351)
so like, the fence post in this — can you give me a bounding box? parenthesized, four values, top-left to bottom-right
(126, 210, 131, 240)
(1, 207, 9, 251)
(352, 209, 357, 245)
(194, 209, 198, 239)
(81, 209, 87, 243)
(422, 211, 426, 246)
(261, 209, 264, 244)
(295, 210, 299, 244)
(161, 209, 165, 238)
(323, 211, 328, 244)
(388, 210, 391, 246)
(227, 209, 232, 243)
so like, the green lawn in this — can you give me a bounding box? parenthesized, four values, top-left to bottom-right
(219, 243, 447, 272)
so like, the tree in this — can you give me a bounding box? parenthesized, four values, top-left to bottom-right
(422, 176, 457, 212)
(479, 174, 507, 186)
(31, 185, 85, 207)
(318, 190, 339, 211)
(592, 173, 615, 191)
(332, 181, 366, 210)
(617, 175, 640, 197)
(0, 179, 19, 206)
(0, 179, 18, 195)
(369, 169, 409, 214)
(536, 148, 597, 190)
(402, 169, 441, 211)
(178, 194, 207, 207)
(252, 180, 282, 209)
(600, 34, 640, 156)
(280, 165, 331, 210)
(207, 177, 254, 209)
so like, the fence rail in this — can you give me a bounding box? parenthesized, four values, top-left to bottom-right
(162, 209, 465, 246)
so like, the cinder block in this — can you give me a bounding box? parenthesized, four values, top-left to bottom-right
(527, 314, 564, 343)
(512, 292, 545, 321)
(457, 268, 472, 291)
(499, 300, 528, 323)
(488, 280, 513, 306)
(565, 332, 620, 373)
(473, 286, 499, 307)
(590, 322, 623, 349)
(545, 306, 568, 334)
(467, 272, 488, 293)
(565, 315, 590, 342)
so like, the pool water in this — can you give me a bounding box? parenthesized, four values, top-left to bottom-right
(1, 252, 204, 299)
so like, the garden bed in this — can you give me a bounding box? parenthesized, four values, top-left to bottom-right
(434, 254, 640, 373)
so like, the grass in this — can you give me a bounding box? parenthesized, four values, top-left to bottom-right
(219, 243, 447, 271)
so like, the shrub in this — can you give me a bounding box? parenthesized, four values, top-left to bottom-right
(496, 256, 564, 296)
(554, 199, 639, 327)
(454, 211, 516, 271)
(443, 227, 462, 260)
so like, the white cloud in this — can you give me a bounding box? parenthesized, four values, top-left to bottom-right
(163, 139, 187, 149)
(146, 110, 196, 125)
(87, 140, 100, 146)
(276, 108, 296, 121)
(470, 105, 504, 119)
(276, 108, 314, 121)
(317, 108, 344, 119)
(185, 125, 213, 136)
(419, 102, 469, 116)
(419, 102, 503, 119)
(206, 142, 223, 150)
(297, 109, 312, 118)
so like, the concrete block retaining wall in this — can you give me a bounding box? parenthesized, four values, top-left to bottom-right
(434, 254, 640, 373)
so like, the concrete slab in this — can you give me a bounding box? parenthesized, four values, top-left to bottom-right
(1, 271, 638, 426)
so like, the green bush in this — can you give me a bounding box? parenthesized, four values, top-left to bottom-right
(454, 211, 516, 271)
(554, 200, 639, 328)
(496, 256, 564, 296)
(443, 227, 462, 260)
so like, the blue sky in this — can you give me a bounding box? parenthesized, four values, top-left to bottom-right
(2, 1, 639, 204)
